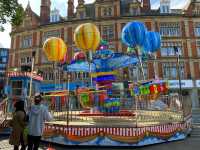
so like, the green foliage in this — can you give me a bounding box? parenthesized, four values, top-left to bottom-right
(0, 0, 25, 31)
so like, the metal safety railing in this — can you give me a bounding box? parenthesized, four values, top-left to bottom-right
(42, 89, 190, 127)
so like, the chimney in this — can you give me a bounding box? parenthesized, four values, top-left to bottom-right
(142, 0, 151, 12)
(68, 0, 74, 19)
(40, 0, 51, 24)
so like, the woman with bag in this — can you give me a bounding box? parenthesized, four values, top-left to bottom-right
(9, 100, 27, 150)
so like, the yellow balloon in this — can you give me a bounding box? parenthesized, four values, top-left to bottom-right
(43, 37, 67, 62)
(74, 23, 101, 51)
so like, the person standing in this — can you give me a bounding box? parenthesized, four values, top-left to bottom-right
(9, 100, 27, 150)
(27, 93, 53, 150)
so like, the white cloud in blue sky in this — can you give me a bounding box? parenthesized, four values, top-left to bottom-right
(0, 0, 190, 48)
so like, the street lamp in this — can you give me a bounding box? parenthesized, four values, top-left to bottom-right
(28, 51, 36, 101)
(174, 46, 183, 110)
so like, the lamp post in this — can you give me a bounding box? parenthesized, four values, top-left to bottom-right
(174, 46, 183, 110)
(28, 51, 36, 105)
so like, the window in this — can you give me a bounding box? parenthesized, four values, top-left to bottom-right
(0, 51, 8, 57)
(160, 5, 170, 13)
(161, 42, 182, 56)
(123, 4, 130, 14)
(197, 47, 200, 56)
(50, 14, 60, 22)
(43, 30, 61, 42)
(50, 9, 60, 23)
(160, 22, 181, 37)
(21, 58, 26, 64)
(1, 57, 7, 63)
(195, 23, 200, 37)
(193, 6, 200, 15)
(196, 40, 200, 56)
(102, 25, 114, 41)
(12, 81, 23, 96)
(0, 64, 6, 69)
(103, 7, 112, 16)
(21, 35, 32, 48)
(162, 62, 184, 79)
(20, 57, 32, 65)
(131, 8, 140, 15)
(26, 57, 32, 64)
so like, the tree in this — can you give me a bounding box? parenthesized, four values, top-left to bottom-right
(0, 0, 24, 31)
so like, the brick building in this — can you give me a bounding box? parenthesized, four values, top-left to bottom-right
(9, 0, 200, 108)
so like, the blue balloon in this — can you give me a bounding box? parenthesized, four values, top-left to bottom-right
(143, 32, 161, 53)
(121, 21, 147, 48)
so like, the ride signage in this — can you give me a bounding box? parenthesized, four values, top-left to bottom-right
(168, 80, 194, 89)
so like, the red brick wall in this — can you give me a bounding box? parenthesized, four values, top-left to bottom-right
(148, 62, 154, 79)
(186, 4, 193, 16)
(121, 23, 126, 30)
(33, 32, 37, 47)
(98, 7, 101, 18)
(115, 23, 118, 41)
(193, 62, 200, 79)
(142, 0, 150, 12)
(67, 27, 73, 44)
(98, 25, 101, 36)
(15, 53, 19, 67)
(114, 5, 117, 17)
(11, 37, 14, 49)
(185, 62, 191, 79)
(158, 63, 163, 78)
(181, 21, 186, 38)
(188, 21, 194, 37)
(9, 54, 13, 68)
(183, 41, 188, 57)
(191, 41, 197, 57)
(16, 35, 20, 49)
(61, 28, 65, 40)
(67, 27, 73, 63)
(154, 21, 159, 32)
(38, 31, 43, 65)
(39, 31, 43, 46)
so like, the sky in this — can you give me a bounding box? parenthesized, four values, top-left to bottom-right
(0, 0, 190, 48)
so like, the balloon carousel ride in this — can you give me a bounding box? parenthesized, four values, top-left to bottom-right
(41, 22, 191, 146)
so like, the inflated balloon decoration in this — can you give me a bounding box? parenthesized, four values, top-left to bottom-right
(74, 23, 101, 51)
(121, 21, 147, 48)
(162, 82, 169, 93)
(143, 31, 161, 53)
(157, 83, 164, 93)
(43, 37, 67, 62)
(149, 84, 158, 94)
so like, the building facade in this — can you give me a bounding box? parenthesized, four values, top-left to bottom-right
(0, 48, 9, 95)
(9, 0, 200, 109)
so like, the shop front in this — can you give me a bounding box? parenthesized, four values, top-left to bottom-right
(195, 80, 200, 108)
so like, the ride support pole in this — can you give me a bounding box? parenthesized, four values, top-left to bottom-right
(89, 51, 93, 87)
(135, 47, 145, 80)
